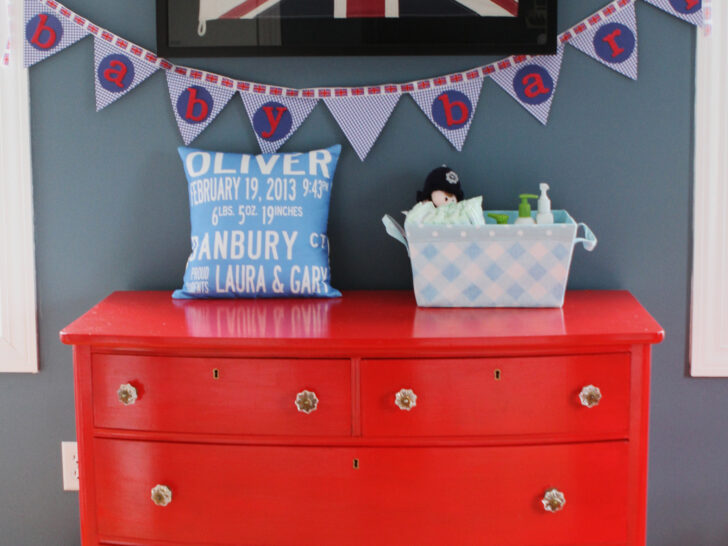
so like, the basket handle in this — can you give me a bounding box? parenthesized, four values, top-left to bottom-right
(574, 222, 597, 251)
(382, 215, 409, 254)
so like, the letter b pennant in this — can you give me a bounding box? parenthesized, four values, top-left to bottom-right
(241, 93, 319, 154)
(410, 78, 484, 151)
(490, 46, 565, 125)
(23, 0, 89, 67)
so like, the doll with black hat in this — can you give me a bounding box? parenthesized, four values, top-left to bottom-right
(417, 165, 464, 207)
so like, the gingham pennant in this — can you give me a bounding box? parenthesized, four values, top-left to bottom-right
(490, 46, 565, 125)
(567, 1, 639, 80)
(409, 78, 484, 151)
(643, 0, 703, 26)
(93, 36, 160, 111)
(23, 0, 88, 67)
(323, 94, 401, 161)
(240, 92, 319, 154)
(165, 69, 236, 145)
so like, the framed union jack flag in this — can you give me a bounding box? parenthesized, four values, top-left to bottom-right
(157, 0, 556, 56)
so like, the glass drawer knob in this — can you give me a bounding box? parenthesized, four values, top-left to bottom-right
(542, 488, 565, 512)
(395, 388, 417, 411)
(295, 390, 319, 414)
(151, 484, 172, 507)
(117, 383, 138, 406)
(579, 385, 602, 408)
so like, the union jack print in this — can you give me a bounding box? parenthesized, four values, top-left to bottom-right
(198, 0, 518, 34)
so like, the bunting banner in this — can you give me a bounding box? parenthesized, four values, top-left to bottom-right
(23, 0, 87, 67)
(165, 68, 236, 145)
(324, 93, 401, 160)
(241, 92, 319, 154)
(409, 77, 485, 151)
(7, 0, 708, 160)
(643, 0, 703, 26)
(566, 0, 639, 80)
(93, 36, 160, 111)
(489, 45, 565, 125)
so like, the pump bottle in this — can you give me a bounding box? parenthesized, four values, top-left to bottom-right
(537, 183, 554, 224)
(515, 194, 537, 225)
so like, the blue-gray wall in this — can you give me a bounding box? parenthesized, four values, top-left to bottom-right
(1, 1, 724, 544)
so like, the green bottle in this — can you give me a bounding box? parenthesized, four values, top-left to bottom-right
(515, 194, 538, 225)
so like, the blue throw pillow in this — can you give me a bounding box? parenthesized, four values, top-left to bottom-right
(173, 145, 342, 299)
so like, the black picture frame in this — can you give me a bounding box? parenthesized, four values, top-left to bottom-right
(157, 0, 557, 58)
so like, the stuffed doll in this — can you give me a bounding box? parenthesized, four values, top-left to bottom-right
(416, 165, 464, 207)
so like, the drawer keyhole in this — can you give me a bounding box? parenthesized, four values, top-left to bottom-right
(494, 369, 502, 381)
(212, 368, 220, 380)
(353, 458, 360, 470)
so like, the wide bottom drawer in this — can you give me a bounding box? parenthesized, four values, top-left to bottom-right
(94, 439, 629, 545)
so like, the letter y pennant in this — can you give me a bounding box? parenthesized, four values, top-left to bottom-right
(490, 45, 565, 125)
(24, 0, 89, 68)
(240, 93, 319, 154)
(643, 0, 703, 27)
(409, 77, 485, 152)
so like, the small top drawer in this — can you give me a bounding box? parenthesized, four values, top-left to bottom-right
(92, 354, 351, 436)
(360, 354, 630, 438)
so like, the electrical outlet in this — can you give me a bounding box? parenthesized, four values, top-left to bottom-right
(61, 441, 79, 491)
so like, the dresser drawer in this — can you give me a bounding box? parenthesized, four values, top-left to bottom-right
(361, 354, 630, 438)
(92, 354, 351, 436)
(93, 438, 628, 545)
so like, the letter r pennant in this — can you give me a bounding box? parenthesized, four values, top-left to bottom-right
(409, 78, 485, 152)
(23, 0, 89, 68)
(240, 92, 319, 154)
(489, 45, 565, 126)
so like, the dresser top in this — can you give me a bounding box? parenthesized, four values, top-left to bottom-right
(59, 290, 663, 353)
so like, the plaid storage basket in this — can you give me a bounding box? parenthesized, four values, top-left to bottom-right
(382, 210, 597, 308)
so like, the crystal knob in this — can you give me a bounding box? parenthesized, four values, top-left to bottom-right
(151, 484, 172, 507)
(295, 390, 319, 414)
(579, 385, 602, 408)
(395, 388, 417, 411)
(117, 383, 138, 406)
(542, 488, 565, 512)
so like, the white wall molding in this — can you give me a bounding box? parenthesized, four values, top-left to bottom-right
(0, 0, 38, 372)
(691, 3, 728, 376)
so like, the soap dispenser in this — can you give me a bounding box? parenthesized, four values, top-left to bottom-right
(537, 183, 554, 224)
(515, 194, 537, 225)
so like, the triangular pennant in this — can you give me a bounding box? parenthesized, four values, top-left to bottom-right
(643, 0, 703, 26)
(490, 45, 565, 125)
(240, 93, 319, 153)
(165, 70, 236, 145)
(93, 37, 160, 111)
(323, 94, 401, 161)
(567, 1, 639, 80)
(409, 78, 484, 151)
(23, 0, 89, 67)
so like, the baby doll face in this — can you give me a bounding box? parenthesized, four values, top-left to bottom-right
(431, 190, 457, 207)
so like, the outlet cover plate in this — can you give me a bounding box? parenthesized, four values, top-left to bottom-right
(61, 441, 79, 491)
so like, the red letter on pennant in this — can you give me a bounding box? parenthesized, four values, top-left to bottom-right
(601, 29, 625, 58)
(437, 93, 469, 126)
(103, 60, 128, 89)
(685, 0, 699, 9)
(30, 14, 58, 49)
(522, 73, 551, 99)
(260, 106, 287, 138)
(184, 88, 210, 122)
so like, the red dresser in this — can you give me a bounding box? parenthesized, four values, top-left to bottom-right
(60, 290, 663, 546)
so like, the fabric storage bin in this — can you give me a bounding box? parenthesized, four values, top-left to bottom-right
(382, 210, 597, 308)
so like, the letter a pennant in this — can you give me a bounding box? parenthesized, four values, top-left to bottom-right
(240, 93, 319, 154)
(409, 78, 485, 151)
(324, 93, 401, 161)
(23, 0, 89, 68)
(566, 1, 639, 80)
(165, 70, 236, 145)
(643, 0, 703, 26)
(93, 37, 160, 111)
(490, 46, 565, 125)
